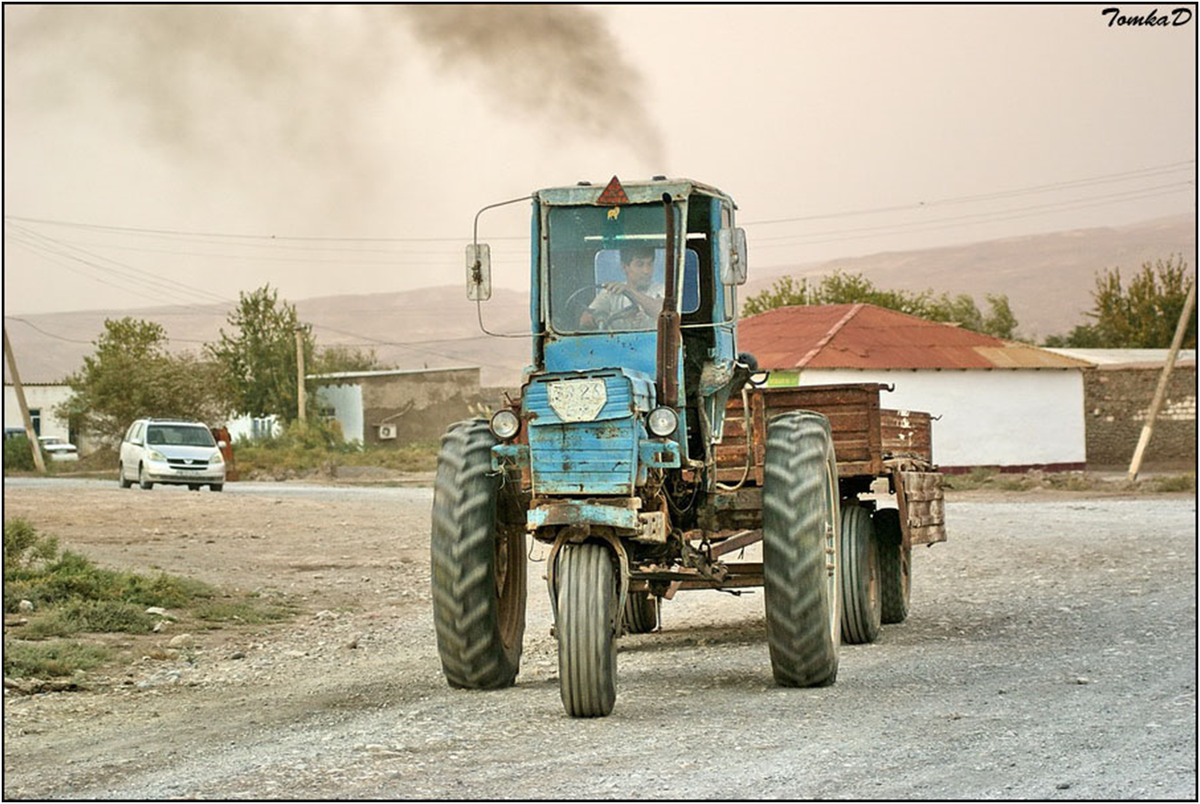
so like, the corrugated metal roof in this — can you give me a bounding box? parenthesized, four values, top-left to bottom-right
(308, 366, 478, 381)
(739, 304, 1091, 370)
(1044, 348, 1197, 366)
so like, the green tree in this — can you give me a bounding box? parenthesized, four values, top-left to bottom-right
(61, 318, 226, 445)
(1090, 257, 1195, 348)
(207, 285, 314, 421)
(742, 270, 1021, 339)
(981, 294, 1019, 340)
(310, 345, 389, 375)
(1042, 257, 1196, 348)
(741, 275, 818, 317)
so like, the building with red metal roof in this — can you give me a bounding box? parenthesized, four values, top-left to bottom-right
(738, 304, 1092, 471)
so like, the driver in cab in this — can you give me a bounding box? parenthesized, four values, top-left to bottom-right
(579, 246, 664, 330)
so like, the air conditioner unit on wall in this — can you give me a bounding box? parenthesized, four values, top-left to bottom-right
(378, 423, 397, 440)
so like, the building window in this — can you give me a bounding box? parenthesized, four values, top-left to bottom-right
(319, 406, 337, 423)
(29, 408, 41, 437)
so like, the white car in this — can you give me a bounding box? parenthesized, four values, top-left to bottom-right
(118, 419, 226, 491)
(37, 435, 79, 462)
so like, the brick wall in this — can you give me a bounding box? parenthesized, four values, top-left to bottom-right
(1083, 363, 1196, 467)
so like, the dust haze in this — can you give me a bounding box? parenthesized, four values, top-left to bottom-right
(5, 5, 663, 172)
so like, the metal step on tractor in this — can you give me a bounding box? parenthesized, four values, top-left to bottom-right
(431, 176, 946, 717)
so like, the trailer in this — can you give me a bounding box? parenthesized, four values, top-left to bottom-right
(431, 176, 948, 717)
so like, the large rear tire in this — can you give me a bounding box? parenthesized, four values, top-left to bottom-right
(431, 420, 527, 689)
(621, 592, 659, 635)
(874, 508, 911, 624)
(556, 542, 618, 718)
(762, 412, 840, 687)
(839, 504, 882, 644)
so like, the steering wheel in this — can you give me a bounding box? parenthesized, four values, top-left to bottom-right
(564, 284, 639, 330)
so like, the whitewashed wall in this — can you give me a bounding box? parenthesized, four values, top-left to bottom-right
(3, 384, 73, 441)
(225, 414, 281, 443)
(315, 383, 364, 443)
(795, 369, 1086, 468)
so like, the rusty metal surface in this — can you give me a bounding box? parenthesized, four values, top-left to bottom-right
(716, 383, 886, 481)
(881, 409, 933, 462)
(739, 303, 1091, 370)
(892, 468, 946, 546)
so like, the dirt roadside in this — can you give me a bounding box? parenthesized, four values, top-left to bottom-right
(2, 480, 1196, 799)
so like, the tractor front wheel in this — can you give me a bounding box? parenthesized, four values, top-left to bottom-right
(556, 542, 618, 717)
(622, 592, 659, 635)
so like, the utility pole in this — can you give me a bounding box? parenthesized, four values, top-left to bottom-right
(295, 326, 307, 424)
(1127, 281, 1197, 480)
(3, 328, 46, 472)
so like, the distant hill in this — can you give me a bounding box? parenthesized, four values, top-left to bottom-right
(4, 286, 532, 387)
(743, 214, 1196, 341)
(5, 214, 1194, 386)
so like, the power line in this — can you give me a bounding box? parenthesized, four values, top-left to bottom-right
(8, 160, 1192, 247)
(3, 214, 528, 243)
(751, 181, 1194, 248)
(740, 160, 1195, 226)
(5, 222, 235, 310)
(3, 317, 100, 345)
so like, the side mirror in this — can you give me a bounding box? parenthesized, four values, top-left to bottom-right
(465, 243, 492, 301)
(217, 440, 227, 450)
(718, 228, 748, 285)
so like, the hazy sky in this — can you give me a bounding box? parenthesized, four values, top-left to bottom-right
(3, 4, 1196, 316)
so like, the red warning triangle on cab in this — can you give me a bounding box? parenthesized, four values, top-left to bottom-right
(596, 175, 630, 205)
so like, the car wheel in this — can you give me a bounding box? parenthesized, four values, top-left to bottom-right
(209, 484, 224, 492)
(138, 464, 153, 491)
(118, 462, 133, 489)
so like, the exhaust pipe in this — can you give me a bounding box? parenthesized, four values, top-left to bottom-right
(656, 192, 681, 408)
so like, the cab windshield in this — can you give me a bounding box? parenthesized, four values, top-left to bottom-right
(546, 204, 698, 333)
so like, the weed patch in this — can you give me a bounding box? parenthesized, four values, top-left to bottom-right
(193, 599, 296, 624)
(3, 518, 296, 681)
(3, 639, 112, 678)
(1153, 474, 1195, 493)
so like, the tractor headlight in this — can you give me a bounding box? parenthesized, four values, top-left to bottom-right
(647, 406, 678, 437)
(489, 409, 521, 440)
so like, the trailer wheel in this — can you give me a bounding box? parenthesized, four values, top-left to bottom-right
(874, 508, 911, 624)
(430, 420, 527, 689)
(762, 412, 840, 687)
(839, 504, 882, 644)
(622, 592, 659, 634)
(556, 542, 618, 717)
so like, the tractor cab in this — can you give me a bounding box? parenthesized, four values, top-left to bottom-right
(469, 176, 750, 486)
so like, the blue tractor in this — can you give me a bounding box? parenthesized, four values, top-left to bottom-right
(431, 177, 849, 717)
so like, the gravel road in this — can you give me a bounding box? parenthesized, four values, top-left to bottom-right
(2, 480, 1195, 800)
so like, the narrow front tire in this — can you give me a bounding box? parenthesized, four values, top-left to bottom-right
(556, 542, 618, 718)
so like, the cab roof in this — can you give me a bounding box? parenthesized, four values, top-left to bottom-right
(535, 176, 735, 207)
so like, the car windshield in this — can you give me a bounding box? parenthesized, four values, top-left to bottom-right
(145, 425, 215, 448)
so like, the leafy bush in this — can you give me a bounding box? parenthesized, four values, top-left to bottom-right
(4, 434, 36, 472)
